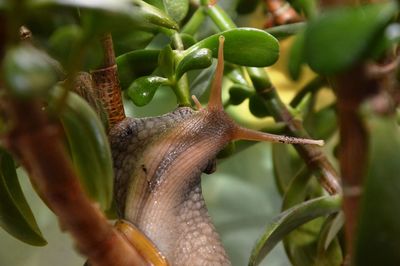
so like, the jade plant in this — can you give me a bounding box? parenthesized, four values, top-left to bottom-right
(0, 0, 400, 265)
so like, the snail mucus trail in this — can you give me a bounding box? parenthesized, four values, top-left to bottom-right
(109, 36, 323, 265)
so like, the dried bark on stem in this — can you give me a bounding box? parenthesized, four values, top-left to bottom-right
(91, 33, 126, 130)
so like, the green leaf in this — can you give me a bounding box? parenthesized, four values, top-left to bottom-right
(2, 44, 58, 100)
(249, 95, 270, 118)
(304, 2, 397, 74)
(185, 28, 279, 67)
(163, 0, 189, 23)
(355, 113, 400, 266)
(266, 22, 306, 40)
(175, 48, 213, 80)
(228, 84, 253, 105)
(116, 49, 160, 90)
(272, 144, 304, 195)
(28, 0, 178, 34)
(0, 150, 47, 246)
(248, 195, 341, 266)
(288, 31, 305, 81)
(282, 167, 312, 210)
(48, 25, 103, 70)
(236, 0, 260, 14)
(50, 87, 114, 210)
(304, 104, 337, 140)
(314, 213, 343, 266)
(127, 76, 169, 106)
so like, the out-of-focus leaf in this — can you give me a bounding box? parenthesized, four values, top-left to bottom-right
(0, 150, 47, 246)
(178, 33, 197, 49)
(288, 31, 305, 81)
(304, 104, 337, 140)
(28, 0, 178, 34)
(282, 167, 312, 210)
(249, 95, 270, 118)
(228, 84, 253, 105)
(355, 112, 400, 266)
(116, 49, 160, 90)
(320, 212, 344, 251)
(113, 31, 154, 55)
(3, 44, 58, 100)
(185, 28, 279, 67)
(247, 67, 272, 90)
(236, 0, 259, 14)
(127, 76, 169, 106)
(51, 87, 114, 210)
(266, 23, 306, 40)
(225, 65, 248, 85)
(272, 144, 303, 195)
(248, 195, 341, 266)
(290, 76, 326, 107)
(188, 62, 216, 99)
(48, 25, 103, 70)
(175, 48, 212, 80)
(163, 0, 189, 23)
(370, 23, 400, 59)
(304, 2, 397, 74)
(314, 213, 343, 266)
(144, 0, 164, 10)
(289, 0, 317, 19)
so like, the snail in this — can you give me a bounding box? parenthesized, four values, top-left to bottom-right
(108, 36, 323, 265)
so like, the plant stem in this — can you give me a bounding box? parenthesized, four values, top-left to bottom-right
(202, 2, 236, 31)
(181, 8, 206, 35)
(170, 31, 191, 106)
(333, 66, 378, 263)
(91, 33, 126, 130)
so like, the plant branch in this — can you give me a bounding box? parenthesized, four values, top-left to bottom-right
(91, 33, 126, 130)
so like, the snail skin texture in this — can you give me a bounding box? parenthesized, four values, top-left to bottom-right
(109, 36, 323, 265)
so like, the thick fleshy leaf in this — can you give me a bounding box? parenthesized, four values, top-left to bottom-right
(355, 113, 400, 265)
(249, 95, 270, 118)
(2, 44, 58, 100)
(48, 25, 103, 70)
(272, 144, 303, 195)
(0, 150, 47, 246)
(314, 213, 343, 266)
(163, 0, 189, 23)
(175, 48, 212, 80)
(127, 76, 169, 106)
(27, 0, 178, 33)
(116, 49, 160, 90)
(288, 32, 305, 81)
(51, 87, 114, 210)
(185, 28, 279, 67)
(248, 195, 341, 266)
(304, 104, 337, 140)
(228, 84, 253, 105)
(266, 22, 306, 40)
(304, 2, 397, 74)
(188, 62, 216, 99)
(236, 0, 260, 14)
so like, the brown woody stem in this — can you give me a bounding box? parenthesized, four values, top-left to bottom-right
(91, 33, 126, 130)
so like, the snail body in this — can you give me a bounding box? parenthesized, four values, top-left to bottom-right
(109, 36, 322, 265)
